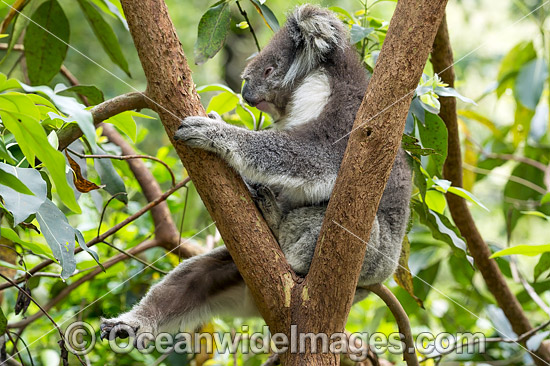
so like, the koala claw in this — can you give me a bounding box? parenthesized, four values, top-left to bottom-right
(100, 320, 137, 341)
(207, 111, 223, 121)
(173, 116, 217, 149)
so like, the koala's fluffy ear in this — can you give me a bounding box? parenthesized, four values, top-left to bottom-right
(283, 5, 347, 85)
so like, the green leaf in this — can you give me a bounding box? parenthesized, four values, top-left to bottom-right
(401, 134, 437, 156)
(0, 97, 80, 212)
(350, 24, 373, 44)
(425, 190, 446, 214)
(434, 86, 476, 105)
(514, 58, 548, 110)
(413, 200, 470, 259)
(0, 307, 6, 335)
(206, 91, 239, 115)
(76, 230, 103, 269)
(0, 162, 47, 225)
(0, 73, 21, 92)
(197, 84, 237, 94)
(104, 111, 138, 142)
(496, 41, 536, 97)
(250, 0, 280, 32)
(35, 199, 77, 279)
(77, 0, 131, 76)
(56, 85, 105, 105)
(447, 186, 489, 211)
(542, 192, 550, 205)
(194, 2, 231, 65)
(521, 210, 549, 220)
(23, 0, 70, 85)
(0, 138, 16, 164)
(0, 167, 33, 195)
(534, 252, 550, 281)
(94, 149, 127, 202)
(417, 112, 448, 176)
(1, 227, 56, 260)
(490, 244, 550, 258)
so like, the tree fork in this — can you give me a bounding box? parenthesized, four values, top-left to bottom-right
(431, 16, 550, 365)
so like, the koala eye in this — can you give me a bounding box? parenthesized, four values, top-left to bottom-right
(263, 67, 274, 78)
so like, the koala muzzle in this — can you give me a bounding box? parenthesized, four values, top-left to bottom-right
(241, 81, 259, 106)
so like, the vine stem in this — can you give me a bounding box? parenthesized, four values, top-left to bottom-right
(236, 0, 261, 52)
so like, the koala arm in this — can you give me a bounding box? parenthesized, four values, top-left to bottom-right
(175, 115, 338, 204)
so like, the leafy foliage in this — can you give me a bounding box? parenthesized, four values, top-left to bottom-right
(0, 0, 549, 365)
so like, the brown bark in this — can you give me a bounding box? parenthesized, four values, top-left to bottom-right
(119, 0, 291, 332)
(120, 0, 447, 364)
(292, 0, 448, 364)
(431, 16, 550, 365)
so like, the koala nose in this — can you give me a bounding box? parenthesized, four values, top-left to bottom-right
(241, 81, 256, 106)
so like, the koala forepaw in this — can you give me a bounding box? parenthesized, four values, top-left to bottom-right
(207, 111, 223, 121)
(100, 315, 155, 348)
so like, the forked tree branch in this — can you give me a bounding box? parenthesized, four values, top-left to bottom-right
(430, 16, 550, 364)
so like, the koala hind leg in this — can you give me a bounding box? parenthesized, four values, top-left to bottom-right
(100, 246, 257, 343)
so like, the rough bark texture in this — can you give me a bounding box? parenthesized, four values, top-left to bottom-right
(119, 0, 291, 330)
(120, 0, 447, 364)
(290, 1, 447, 363)
(431, 17, 550, 365)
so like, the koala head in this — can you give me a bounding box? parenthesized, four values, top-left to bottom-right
(241, 5, 348, 120)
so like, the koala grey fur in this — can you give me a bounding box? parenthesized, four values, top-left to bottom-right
(100, 4, 412, 344)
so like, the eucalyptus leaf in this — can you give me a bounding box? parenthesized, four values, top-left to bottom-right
(23, 0, 70, 85)
(77, 0, 131, 76)
(194, 2, 231, 65)
(514, 58, 548, 110)
(0, 163, 47, 224)
(35, 199, 77, 279)
(490, 244, 550, 258)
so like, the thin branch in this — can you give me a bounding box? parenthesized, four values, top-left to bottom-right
(96, 192, 128, 238)
(364, 284, 419, 366)
(462, 163, 547, 195)
(0, 179, 200, 291)
(101, 240, 168, 274)
(235, 0, 261, 52)
(0, 273, 86, 365)
(431, 15, 550, 364)
(7, 239, 158, 329)
(419, 320, 550, 363)
(57, 92, 149, 151)
(67, 148, 176, 187)
(509, 259, 550, 317)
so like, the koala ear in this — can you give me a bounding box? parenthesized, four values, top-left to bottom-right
(283, 5, 346, 85)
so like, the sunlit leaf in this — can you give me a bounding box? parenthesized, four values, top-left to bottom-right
(417, 112, 448, 176)
(490, 244, 550, 258)
(447, 186, 489, 211)
(496, 41, 536, 97)
(425, 190, 446, 214)
(1, 227, 55, 260)
(206, 91, 239, 115)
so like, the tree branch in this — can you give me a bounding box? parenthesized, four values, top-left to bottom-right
(119, 0, 290, 331)
(7, 239, 159, 329)
(430, 15, 550, 364)
(300, 0, 448, 362)
(364, 284, 418, 366)
(57, 92, 149, 151)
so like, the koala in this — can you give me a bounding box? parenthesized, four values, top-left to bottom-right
(100, 5, 412, 344)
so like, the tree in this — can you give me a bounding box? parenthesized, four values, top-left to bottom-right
(0, 0, 549, 365)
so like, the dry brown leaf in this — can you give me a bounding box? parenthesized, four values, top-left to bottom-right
(65, 150, 103, 193)
(394, 235, 424, 309)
